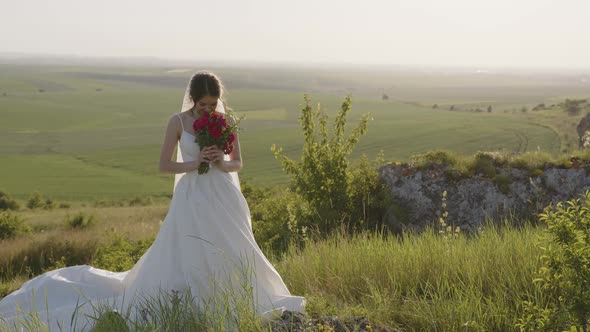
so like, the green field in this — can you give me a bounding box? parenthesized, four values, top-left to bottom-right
(1, 62, 586, 200)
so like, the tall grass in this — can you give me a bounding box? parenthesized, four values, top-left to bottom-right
(276, 221, 547, 331)
(1, 217, 551, 331)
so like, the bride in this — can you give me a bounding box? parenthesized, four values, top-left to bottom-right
(0, 71, 306, 330)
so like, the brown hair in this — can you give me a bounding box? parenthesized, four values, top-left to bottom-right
(189, 71, 226, 106)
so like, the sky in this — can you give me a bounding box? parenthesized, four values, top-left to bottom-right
(1, 0, 590, 69)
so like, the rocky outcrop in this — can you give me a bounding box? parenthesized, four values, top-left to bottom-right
(378, 161, 590, 233)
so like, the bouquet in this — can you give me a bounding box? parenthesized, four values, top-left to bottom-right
(192, 111, 240, 174)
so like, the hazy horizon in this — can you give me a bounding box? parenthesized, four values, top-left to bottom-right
(2, 0, 590, 70)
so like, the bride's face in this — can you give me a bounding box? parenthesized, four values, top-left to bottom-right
(195, 95, 219, 113)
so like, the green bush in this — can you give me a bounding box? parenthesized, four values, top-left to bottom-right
(517, 191, 590, 331)
(0, 191, 20, 211)
(241, 180, 271, 212)
(65, 212, 96, 229)
(251, 189, 314, 256)
(271, 95, 385, 236)
(0, 211, 31, 239)
(43, 198, 55, 210)
(128, 196, 154, 206)
(410, 150, 458, 170)
(347, 153, 390, 230)
(26, 191, 43, 209)
(92, 233, 154, 271)
(24, 191, 56, 210)
(472, 152, 496, 178)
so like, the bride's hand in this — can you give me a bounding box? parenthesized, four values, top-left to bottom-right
(196, 146, 216, 165)
(208, 146, 225, 163)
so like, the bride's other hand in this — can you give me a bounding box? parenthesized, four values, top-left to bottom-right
(196, 146, 215, 165)
(208, 146, 225, 163)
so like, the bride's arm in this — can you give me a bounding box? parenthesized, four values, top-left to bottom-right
(159, 115, 200, 174)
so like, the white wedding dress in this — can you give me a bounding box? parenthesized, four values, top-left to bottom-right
(0, 114, 306, 330)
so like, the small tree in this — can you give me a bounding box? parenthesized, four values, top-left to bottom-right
(272, 95, 378, 235)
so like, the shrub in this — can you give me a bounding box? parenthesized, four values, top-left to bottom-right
(240, 180, 271, 212)
(347, 153, 390, 230)
(128, 196, 154, 206)
(92, 233, 154, 271)
(0, 211, 31, 239)
(517, 191, 590, 330)
(472, 152, 496, 178)
(271, 95, 384, 236)
(410, 150, 458, 170)
(26, 191, 43, 209)
(24, 191, 56, 210)
(43, 198, 55, 210)
(251, 189, 313, 256)
(65, 212, 96, 229)
(0, 191, 20, 211)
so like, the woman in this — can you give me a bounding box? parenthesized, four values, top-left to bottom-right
(0, 71, 306, 330)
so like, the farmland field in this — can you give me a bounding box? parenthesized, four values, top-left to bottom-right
(1, 61, 588, 200)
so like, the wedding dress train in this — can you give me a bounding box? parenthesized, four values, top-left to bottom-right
(0, 116, 306, 330)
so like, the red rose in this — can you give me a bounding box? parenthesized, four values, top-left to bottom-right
(193, 117, 207, 130)
(208, 122, 222, 139)
(191, 109, 240, 174)
(223, 142, 234, 154)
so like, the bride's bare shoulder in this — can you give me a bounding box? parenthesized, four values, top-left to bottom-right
(166, 113, 180, 125)
(165, 113, 184, 137)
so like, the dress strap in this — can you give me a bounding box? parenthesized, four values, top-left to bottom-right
(176, 113, 184, 131)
